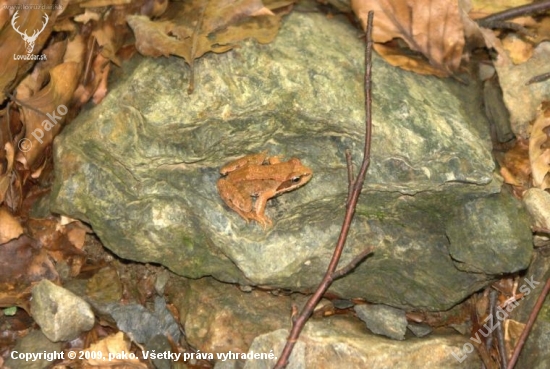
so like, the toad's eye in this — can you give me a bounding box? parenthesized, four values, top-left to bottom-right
(290, 177, 301, 183)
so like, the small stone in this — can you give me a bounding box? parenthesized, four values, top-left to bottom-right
(354, 304, 407, 340)
(332, 299, 354, 309)
(524, 188, 550, 230)
(5, 330, 63, 369)
(31, 280, 94, 342)
(408, 322, 433, 337)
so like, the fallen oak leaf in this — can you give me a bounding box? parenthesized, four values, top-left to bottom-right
(373, 42, 449, 77)
(127, 0, 289, 93)
(0, 142, 15, 205)
(351, 0, 465, 76)
(82, 332, 147, 368)
(469, 0, 533, 20)
(15, 61, 81, 170)
(0, 234, 58, 312)
(0, 206, 23, 243)
(497, 137, 531, 188)
(0, 2, 55, 101)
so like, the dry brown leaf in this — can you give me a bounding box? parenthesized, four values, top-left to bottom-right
(0, 142, 15, 205)
(529, 103, 550, 189)
(0, 234, 58, 310)
(504, 319, 525, 358)
(127, 0, 287, 92)
(82, 332, 147, 368)
(351, 0, 465, 76)
(498, 137, 531, 188)
(128, 0, 271, 63)
(469, 0, 532, 20)
(27, 218, 87, 278)
(74, 9, 101, 24)
(374, 43, 448, 77)
(15, 39, 68, 101)
(0, 206, 23, 243)
(16, 61, 81, 169)
(0, 2, 55, 101)
(81, 0, 131, 7)
(65, 221, 88, 250)
(501, 33, 533, 65)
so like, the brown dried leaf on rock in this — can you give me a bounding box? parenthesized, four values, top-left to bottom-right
(529, 102, 550, 189)
(351, 0, 465, 76)
(127, 0, 293, 92)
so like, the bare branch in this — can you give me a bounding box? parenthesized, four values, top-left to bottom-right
(272, 11, 376, 369)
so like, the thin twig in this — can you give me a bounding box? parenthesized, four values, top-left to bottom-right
(532, 226, 550, 234)
(331, 246, 375, 280)
(187, 1, 207, 94)
(476, 0, 550, 26)
(527, 72, 550, 85)
(506, 277, 550, 369)
(495, 301, 507, 368)
(486, 289, 497, 357)
(272, 11, 376, 369)
(6, 92, 48, 118)
(345, 149, 353, 203)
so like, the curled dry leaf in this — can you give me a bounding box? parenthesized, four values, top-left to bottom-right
(529, 104, 550, 189)
(497, 138, 530, 188)
(0, 206, 23, 243)
(469, 0, 532, 20)
(0, 142, 15, 205)
(16, 61, 81, 169)
(127, 0, 275, 63)
(82, 332, 147, 368)
(0, 7, 54, 100)
(351, 0, 465, 76)
(504, 319, 525, 359)
(127, 0, 289, 92)
(501, 33, 533, 65)
(0, 234, 58, 311)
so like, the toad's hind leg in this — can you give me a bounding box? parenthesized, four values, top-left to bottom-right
(220, 151, 268, 175)
(217, 178, 253, 221)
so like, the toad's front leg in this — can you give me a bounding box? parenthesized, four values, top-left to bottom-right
(253, 189, 277, 228)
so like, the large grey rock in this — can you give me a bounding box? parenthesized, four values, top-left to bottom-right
(30, 280, 94, 342)
(51, 10, 531, 310)
(243, 317, 482, 369)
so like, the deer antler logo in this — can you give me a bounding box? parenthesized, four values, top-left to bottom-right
(11, 11, 49, 54)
